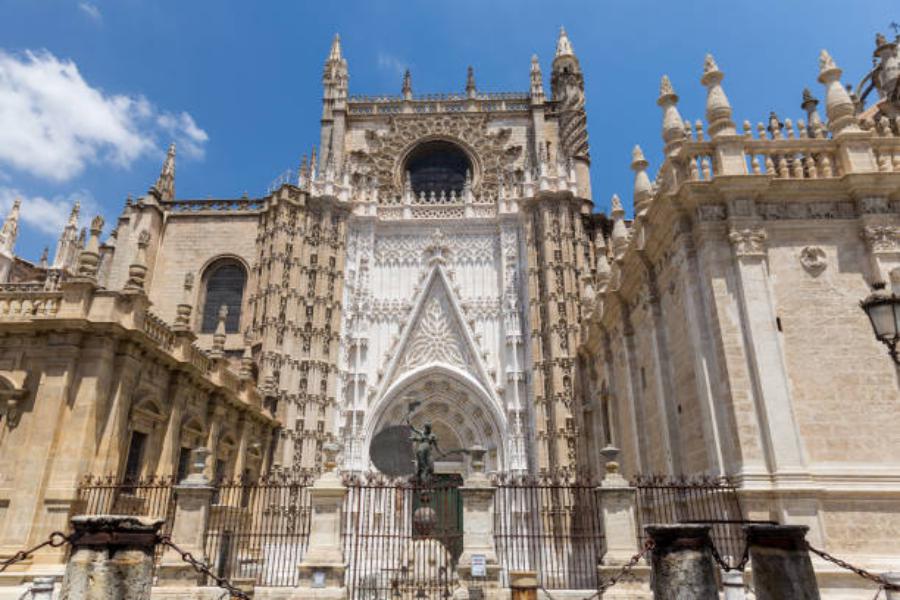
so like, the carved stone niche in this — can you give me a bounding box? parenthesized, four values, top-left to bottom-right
(799, 246, 827, 276)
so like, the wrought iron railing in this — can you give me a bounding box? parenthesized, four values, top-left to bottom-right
(632, 475, 748, 566)
(492, 473, 605, 590)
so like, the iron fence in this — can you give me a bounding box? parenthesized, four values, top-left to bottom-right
(203, 474, 316, 587)
(492, 473, 605, 590)
(74, 475, 176, 563)
(342, 474, 464, 600)
(632, 475, 747, 566)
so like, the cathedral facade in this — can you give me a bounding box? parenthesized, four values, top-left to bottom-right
(0, 28, 899, 594)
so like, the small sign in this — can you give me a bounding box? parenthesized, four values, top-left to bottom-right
(471, 553, 486, 577)
(312, 570, 326, 588)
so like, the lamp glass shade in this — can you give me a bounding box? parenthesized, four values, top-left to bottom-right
(867, 301, 898, 341)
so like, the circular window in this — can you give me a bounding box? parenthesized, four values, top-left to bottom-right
(405, 141, 471, 197)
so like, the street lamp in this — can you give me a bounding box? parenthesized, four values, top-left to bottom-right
(860, 282, 900, 364)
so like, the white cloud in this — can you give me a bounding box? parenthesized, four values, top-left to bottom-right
(0, 49, 208, 182)
(78, 2, 102, 22)
(0, 187, 101, 236)
(377, 51, 407, 78)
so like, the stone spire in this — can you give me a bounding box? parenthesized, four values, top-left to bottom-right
(52, 201, 81, 270)
(801, 88, 826, 138)
(530, 54, 545, 103)
(631, 145, 653, 217)
(152, 143, 176, 201)
(610, 194, 629, 261)
(466, 66, 477, 99)
(817, 49, 859, 135)
(701, 54, 736, 137)
(0, 198, 21, 254)
(323, 33, 348, 99)
(658, 75, 686, 156)
(327, 33, 342, 62)
(402, 68, 412, 101)
(556, 26, 575, 58)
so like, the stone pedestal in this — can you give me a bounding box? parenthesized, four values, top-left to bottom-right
(882, 572, 900, 600)
(721, 569, 745, 600)
(60, 515, 163, 600)
(596, 457, 639, 566)
(157, 448, 215, 586)
(745, 524, 820, 600)
(646, 524, 718, 600)
(456, 453, 500, 591)
(28, 576, 55, 599)
(296, 445, 347, 599)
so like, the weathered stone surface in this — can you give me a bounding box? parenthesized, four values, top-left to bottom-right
(646, 524, 718, 600)
(745, 524, 820, 600)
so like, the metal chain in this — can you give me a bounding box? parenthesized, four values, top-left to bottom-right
(807, 543, 900, 592)
(709, 538, 750, 572)
(0, 532, 74, 573)
(158, 537, 251, 600)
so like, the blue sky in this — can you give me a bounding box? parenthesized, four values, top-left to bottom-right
(0, 0, 891, 261)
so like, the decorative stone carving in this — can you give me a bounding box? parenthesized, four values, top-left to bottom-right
(697, 204, 726, 222)
(799, 246, 827, 275)
(728, 227, 768, 257)
(862, 225, 900, 253)
(357, 114, 522, 200)
(401, 297, 469, 371)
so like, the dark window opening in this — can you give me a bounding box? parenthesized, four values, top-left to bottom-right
(176, 446, 192, 484)
(201, 262, 246, 333)
(124, 431, 147, 483)
(405, 140, 471, 197)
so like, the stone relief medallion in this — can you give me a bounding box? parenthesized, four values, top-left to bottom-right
(799, 246, 827, 276)
(352, 114, 522, 200)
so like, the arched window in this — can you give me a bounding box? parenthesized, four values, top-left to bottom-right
(405, 140, 471, 197)
(201, 260, 246, 333)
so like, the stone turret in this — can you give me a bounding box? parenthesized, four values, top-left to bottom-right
(551, 27, 591, 199)
(320, 34, 349, 171)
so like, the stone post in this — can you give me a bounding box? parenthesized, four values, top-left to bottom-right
(297, 442, 347, 598)
(28, 576, 55, 599)
(156, 448, 214, 586)
(596, 448, 652, 598)
(882, 573, 900, 599)
(744, 524, 820, 600)
(721, 569, 745, 600)
(457, 446, 500, 591)
(509, 570, 538, 600)
(60, 515, 163, 600)
(646, 524, 718, 600)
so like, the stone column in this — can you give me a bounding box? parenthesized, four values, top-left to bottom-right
(28, 576, 55, 599)
(744, 524, 820, 600)
(156, 448, 214, 586)
(596, 448, 652, 599)
(297, 443, 347, 598)
(457, 446, 500, 590)
(721, 569, 745, 600)
(646, 524, 718, 600)
(60, 515, 163, 600)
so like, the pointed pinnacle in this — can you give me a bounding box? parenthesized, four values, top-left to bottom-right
(703, 53, 720, 75)
(556, 26, 574, 57)
(659, 75, 676, 100)
(328, 33, 342, 61)
(631, 145, 648, 171)
(818, 49, 837, 73)
(610, 193, 625, 217)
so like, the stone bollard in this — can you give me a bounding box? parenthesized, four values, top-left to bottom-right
(457, 446, 500, 591)
(721, 569, 745, 600)
(156, 447, 215, 586)
(509, 570, 538, 600)
(28, 576, 55, 599)
(297, 442, 347, 598)
(646, 524, 718, 600)
(745, 524, 820, 600)
(883, 573, 900, 599)
(60, 515, 164, 600)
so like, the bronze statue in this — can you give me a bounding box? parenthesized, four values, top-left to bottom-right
(407, 404, 440, 484)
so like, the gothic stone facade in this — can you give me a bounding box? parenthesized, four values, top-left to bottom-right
(0, 28, 899, 594)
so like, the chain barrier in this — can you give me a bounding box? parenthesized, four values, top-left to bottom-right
(541, 538, 655, 600)
(158, 537, 250, 600)
(0, 531, 75, 573)
(807, 543, 900, 593)
(709, 538, 750, 572)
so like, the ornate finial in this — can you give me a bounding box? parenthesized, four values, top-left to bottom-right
(659, 75, 676, 100)
(658, 75, 685, 151)
(211, 304, 228, 358)
(466, 65, 476, 98)
(530, 54, 544, 101)
(174, 272, 195, 331)
(703, 53, 719, 75)
(39, 246, 48, 268)
(610, 193, 624, 217)
(125, 231, 151, 292)
(595, 232, 611, 290)
(700, 53, 734, 137)
(610, 194, 629, 261)
(328, 33, 342, 61)
(67, 200, 81, 228)
(76, 215, 104, 278)
(0, 197, 22, 253)
(818, 49, 837, 74)
(802, 87, 817, 106)
(556, 26, 574, 57)
(402, 68, 412, 100)
(631, 145, 653, 217)
(152, 143, 176, 200)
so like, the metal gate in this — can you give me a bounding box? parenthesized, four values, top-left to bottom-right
(343, 474, 463, 599)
